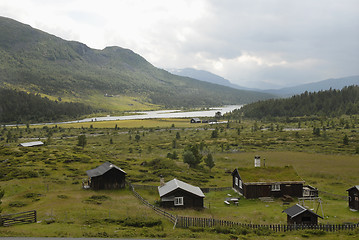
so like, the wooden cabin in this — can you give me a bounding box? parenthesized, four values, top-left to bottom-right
(283, 204, 323, 225)
(232, 167, 304, 199)
(158, 179, 205, 208)
(347, 185, 359, 211)
(190, 118, 201, 123)
(86, 162, 126, 190)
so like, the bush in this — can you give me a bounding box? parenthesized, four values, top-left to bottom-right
(123, 217, 162, 227)
(9, 201, 27, 207)
(253, 227, 272, 236)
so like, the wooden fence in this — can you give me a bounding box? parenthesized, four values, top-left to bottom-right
(129, 184, 177, 224)
(176, 216, 359, 232)
(0, 210, 37, 227)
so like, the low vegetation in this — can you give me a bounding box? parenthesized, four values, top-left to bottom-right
(0, 115, 358, 239)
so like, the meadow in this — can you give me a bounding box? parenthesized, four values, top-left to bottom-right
(0, 115, 358, 239)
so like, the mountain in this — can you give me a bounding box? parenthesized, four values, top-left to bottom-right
(263, 76, 359, 97)
(0, 16, 275, 110)
(169, 68, 359, 98)
(168, 68, 248, 90)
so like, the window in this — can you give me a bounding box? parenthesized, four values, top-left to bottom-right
(174, 197, 184, 206)
(239, 180, 242, 189)
(235, 177, 238, 186)
(271, 184, 280, 191)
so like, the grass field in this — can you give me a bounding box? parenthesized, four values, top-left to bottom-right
(0, 116, 358, 239)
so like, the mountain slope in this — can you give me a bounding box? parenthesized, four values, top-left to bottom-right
(263, 76, 359, 97)
(0, 16, 275, 110)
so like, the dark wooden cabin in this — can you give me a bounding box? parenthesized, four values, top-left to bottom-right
(190, 118, 201, 123)
(232, 167, 304, 199)
(283, 204, 323, 225)
(86, 162, 126, 190)
(347, 185, 359, 211)
(158, 179, 205, 208)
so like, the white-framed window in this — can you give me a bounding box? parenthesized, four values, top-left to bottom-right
(271, 183, 280, 191)
(235, 177, 239, 186)
(239, 180, 242, 189)
(174, 197, 184, 206)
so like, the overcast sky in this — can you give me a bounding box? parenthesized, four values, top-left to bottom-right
(1, 0, 358, 89)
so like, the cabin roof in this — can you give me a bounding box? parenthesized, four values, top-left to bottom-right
(347, 185, 359, 191)
(233, 166, 304, 183)
(158, 179, 205, 198)
(19, 141, 44, 147)
(283, 204, 323, 219)
(86, 162, 126, 177)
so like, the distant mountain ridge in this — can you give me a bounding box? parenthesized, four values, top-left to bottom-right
(0, 16, 274, 110)
(168, 68, 254, 91)
(263, 76, 359, 97)
(169, 68, 359, 97)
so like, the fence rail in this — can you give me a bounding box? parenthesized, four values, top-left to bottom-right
(176, 216, 359, 232)
(0, 210, 37, 227)
(129, 184, 177, 224)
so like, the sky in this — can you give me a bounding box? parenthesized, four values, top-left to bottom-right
(0, 0, 358, 89)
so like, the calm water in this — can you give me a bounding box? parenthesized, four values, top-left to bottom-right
(59, 105, 243, 124)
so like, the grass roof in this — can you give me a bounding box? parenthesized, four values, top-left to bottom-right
(237, 166, 303, 183)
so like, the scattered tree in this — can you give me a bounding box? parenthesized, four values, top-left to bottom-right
(77, 134, 87, 148)
(205, 153, 215, 171)
(343, 134, 349, 145)
(211, 129, 218, 138)
(0, 186, 4, 213)
(135, 134, 141, 142)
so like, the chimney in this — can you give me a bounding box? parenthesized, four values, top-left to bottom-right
(160, 175, 165, 187)
(254, 155, 261, 167)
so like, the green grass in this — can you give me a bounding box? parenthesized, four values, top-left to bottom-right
(0, 115, 358, 239)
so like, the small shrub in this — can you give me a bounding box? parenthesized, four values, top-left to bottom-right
(89, 195, 110, 201)
(23, 192, 42, 198)
(9, 201, 27, 207)
(122, 217, 162, 228)
(253, 227, 272, 236)
(303, 229, 326, 236)
(57, 195, 68, 199)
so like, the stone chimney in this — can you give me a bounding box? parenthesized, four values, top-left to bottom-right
(160, 175, 165, 187)
(254, 155, 261, 167)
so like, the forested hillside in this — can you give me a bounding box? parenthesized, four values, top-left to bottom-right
(0, 17, 274, 109)
(230, 85, 359, 119)
(0, 88, 95, 124)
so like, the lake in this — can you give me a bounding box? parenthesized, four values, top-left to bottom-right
(77, 105, 242, 123)
(19, 105, 242, 126)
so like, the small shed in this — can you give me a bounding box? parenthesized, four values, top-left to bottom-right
(158, 179, 205, 208)
(190, 118, 201, 123)
(232, 167, 304, 199)
(19, 141, 44, 147)
(347, 185, 359, 211)
(86, 162, 126, 190)
(303, 185, 319, 198)
(283, 204, 323, 225)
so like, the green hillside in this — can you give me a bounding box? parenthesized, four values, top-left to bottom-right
(0, 88, 96, 124)
(0, 16, 274, 110)
(229, 85, 359, 119)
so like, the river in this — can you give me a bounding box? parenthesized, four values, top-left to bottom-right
(29, 105, 242, 126)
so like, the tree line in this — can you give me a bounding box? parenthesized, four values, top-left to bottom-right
(0, 88, 97, 124)
(229, 85, 359, 119)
